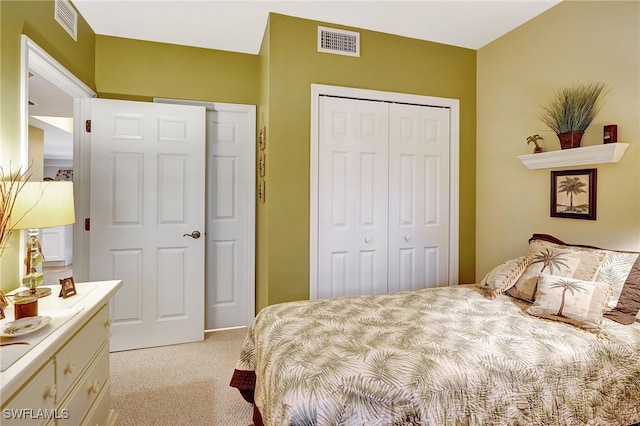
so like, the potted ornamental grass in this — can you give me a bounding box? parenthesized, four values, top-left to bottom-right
(539, 82, 607, 149)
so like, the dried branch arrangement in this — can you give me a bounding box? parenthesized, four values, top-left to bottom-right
(0, 165, 32, 257)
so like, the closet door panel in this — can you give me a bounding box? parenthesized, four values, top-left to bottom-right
(389, 104, 450, 292)
(318, 97, 389, 298)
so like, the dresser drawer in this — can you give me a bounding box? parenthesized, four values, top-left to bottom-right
(1, 361, 56, 426)
(57, 343, 109, 426)
(55, 305, 109, 397)
(81, 382, 113, 426)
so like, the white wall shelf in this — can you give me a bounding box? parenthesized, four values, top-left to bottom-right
(518, 142, 629, 170)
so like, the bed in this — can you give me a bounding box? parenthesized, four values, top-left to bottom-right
(230, 235, 640, 425)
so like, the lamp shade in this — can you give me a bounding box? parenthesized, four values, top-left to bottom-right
(7, 181, 75, 229)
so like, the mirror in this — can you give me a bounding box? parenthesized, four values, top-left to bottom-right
(27, 70, 75, 285)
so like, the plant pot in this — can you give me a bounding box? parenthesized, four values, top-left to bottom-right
(557, 131, 584, 149)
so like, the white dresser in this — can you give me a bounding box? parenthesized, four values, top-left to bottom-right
(0, 281, 122, 425)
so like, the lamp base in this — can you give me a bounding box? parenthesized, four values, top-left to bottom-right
(16, 287, 52, 298)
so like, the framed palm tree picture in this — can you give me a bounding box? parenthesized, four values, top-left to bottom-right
(550, 168, 597, 220)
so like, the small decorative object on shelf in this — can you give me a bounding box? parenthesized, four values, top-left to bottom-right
(539, 82, 607, 150)
(603, 124, 617, 144)
(526, 134, 544, 153)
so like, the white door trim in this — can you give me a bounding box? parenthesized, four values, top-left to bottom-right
(309, 84, 460, 299)
(155, 98, 256, 327)
(20, 35, 96, 281)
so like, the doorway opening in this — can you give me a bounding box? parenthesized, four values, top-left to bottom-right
(20, 35, 96, 283)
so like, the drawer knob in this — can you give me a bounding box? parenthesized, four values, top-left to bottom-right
(44, 384, 57, 399)
(87, 380, 100, 394)
(64, 362, 76, 375)
(105, 319, 112, 327)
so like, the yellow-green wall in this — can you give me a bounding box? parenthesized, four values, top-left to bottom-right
(256, 20, 272, 310)
(477, 1, 640, 278)
(0, 0, 95, 292)
(258, 13, 477, 309)
(94, 36, 259, 104)
(2, 4, 478, 309)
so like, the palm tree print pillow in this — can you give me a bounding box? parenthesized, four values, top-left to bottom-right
(507, 239, 606, 302)
(527, 274, 612, 334)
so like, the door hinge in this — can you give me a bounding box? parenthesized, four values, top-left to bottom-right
(84, 218, 90, 231)
(85, 119, 91, 133)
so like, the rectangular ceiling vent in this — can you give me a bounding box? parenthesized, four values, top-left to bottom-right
(55, 0, 78, 41)
(318, 26, 360, 57)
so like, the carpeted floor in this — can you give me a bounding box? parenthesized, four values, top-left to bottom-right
(110, 327, 253, 425)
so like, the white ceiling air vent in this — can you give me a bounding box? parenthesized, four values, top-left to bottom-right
(55, 0, 78, 41)
(318, 26, 360, 57)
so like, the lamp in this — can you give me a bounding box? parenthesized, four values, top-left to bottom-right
(7, 181, 75, 297)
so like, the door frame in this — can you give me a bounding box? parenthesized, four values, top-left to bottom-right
(309, 84, 460, 299)
(20, 35, 96, 280)
(155, 98, 256, 327)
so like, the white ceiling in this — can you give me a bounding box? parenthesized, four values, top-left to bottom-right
(72, 0, 562, 54)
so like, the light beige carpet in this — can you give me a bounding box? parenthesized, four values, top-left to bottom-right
(110, 328, 253, 425)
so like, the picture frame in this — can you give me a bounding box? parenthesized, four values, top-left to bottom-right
(550, 168, 597, 220)
(59, 276, 77, 298)
(603, 124, 617, 144)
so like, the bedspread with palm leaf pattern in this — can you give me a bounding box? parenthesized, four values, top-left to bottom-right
(233, 285, 640, 426)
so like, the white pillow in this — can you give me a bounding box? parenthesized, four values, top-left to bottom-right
(479, 256, 530, 298)
(527, 274, 612, 335)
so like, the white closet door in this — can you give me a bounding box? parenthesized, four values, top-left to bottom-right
(318, 97, 389, 298)
(388, 103, 450, 292)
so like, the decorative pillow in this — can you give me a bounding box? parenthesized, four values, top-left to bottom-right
(527, 274, 612, 334)
(604, 255, 640, 324)
(507, 239, 606, 303)
(594, 250, 639, 310)
(530, 234, 640, 324)
(479, 256, 530, 298)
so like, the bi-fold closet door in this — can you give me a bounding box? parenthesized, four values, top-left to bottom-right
(318, 95, 450, 299)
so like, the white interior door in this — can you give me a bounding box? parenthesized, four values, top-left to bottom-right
(153, 98, 256, 331)
(205, 106, 255, 329)
(89, 98, 206, 351)
(318, 96, 389, 299)
(388, 103, 450, 292)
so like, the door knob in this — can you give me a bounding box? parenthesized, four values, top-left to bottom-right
(364, 237, 372, 243)
(183, 231, 201, 239)
(404, 235, 411, 241)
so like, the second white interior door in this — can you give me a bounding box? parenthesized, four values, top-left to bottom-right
(317, 95, 451, 299)
(156, 99, 256, 331)
(205, 105, 255, 330)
